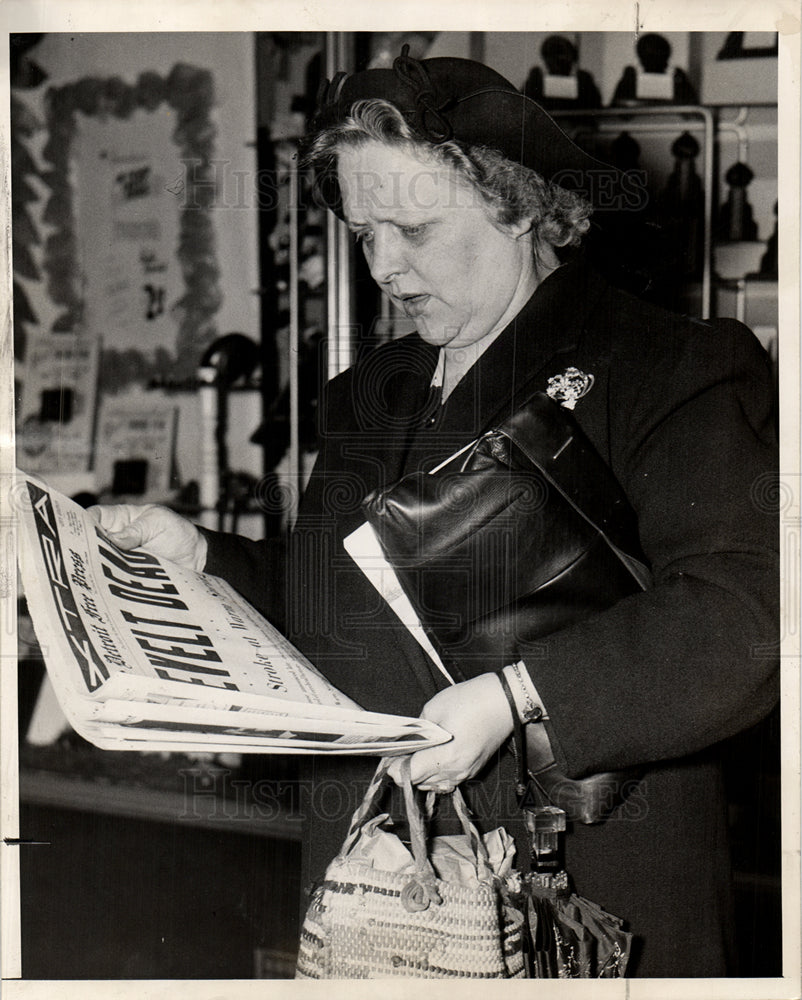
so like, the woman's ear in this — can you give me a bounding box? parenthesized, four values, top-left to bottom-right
(507, 217, 535, 240)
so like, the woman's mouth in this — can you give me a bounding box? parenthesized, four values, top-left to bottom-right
(399, 293, 430, 317)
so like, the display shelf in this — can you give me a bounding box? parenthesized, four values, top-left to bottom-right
(19, 766, 302, 840)
(18, 733, 302, 841)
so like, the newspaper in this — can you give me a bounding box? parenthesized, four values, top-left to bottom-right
(15, 471, 450, 755)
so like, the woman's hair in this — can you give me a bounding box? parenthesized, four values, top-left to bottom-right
(305, 98, 593, 258)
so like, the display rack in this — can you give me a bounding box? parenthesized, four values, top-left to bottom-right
(554, 103, 777, 321)
(555, 105, 715, 316)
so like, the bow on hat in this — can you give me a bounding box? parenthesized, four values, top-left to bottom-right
(309, 44, 625, 213)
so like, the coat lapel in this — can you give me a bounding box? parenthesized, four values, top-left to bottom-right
(399, 256, 609, 474)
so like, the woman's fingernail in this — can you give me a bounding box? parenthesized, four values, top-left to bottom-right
(107, 529, 138, 548)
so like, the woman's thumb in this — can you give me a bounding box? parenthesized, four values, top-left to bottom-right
(105, 522, 146, 550)
(86, 504, 148, 550)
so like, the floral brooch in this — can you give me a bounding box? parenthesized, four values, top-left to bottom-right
(546, 367, 595, 410)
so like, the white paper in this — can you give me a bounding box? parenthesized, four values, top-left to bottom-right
(543, 73, 579, 99)
(343, 521, 455, 686)
(636, 69, 674, 100)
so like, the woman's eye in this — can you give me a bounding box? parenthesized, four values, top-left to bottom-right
(353, 230, 373, 245)
(401, 225, 427, 239)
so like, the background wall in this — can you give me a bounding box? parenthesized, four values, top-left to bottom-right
(15, 32, 262, 503)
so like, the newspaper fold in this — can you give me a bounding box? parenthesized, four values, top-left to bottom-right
(15, 471, 450, 755)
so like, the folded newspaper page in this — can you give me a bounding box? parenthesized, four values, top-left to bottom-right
(343, 521, 455, 686)
(15, 471, 450, 755)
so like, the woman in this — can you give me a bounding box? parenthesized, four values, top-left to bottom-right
(94, 52, 778, 977)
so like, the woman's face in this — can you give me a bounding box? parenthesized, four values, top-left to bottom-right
(337, 140, 537, 350)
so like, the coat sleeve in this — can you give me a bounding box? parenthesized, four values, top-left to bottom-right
(197, 369, 352, 634)
(520, 317, 779, 778)
(200, 527, 288, 633)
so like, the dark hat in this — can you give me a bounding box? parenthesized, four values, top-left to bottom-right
(309, 46, 625, 211)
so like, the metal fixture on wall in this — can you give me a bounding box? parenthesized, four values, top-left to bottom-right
(288, 162, 300, 527)
(324, 32, 356, 381)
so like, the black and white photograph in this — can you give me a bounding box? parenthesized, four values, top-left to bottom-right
(1, 3, 799, 998)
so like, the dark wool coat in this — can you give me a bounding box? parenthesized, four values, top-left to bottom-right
(203, 256, 779, 977)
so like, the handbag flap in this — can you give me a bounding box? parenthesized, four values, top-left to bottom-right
(495, 393, 647, 582)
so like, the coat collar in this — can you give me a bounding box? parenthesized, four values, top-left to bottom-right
(396, 254, 609, 473)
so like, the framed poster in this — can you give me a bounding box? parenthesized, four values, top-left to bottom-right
(40, 65, 221, 392)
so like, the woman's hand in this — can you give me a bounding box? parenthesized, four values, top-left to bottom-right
(392, 673, 515, 792)
(87, 503, 207, 572)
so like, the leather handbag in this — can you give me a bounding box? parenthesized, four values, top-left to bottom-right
(295, 757, 526, 979)
(361, 391, 651, 823)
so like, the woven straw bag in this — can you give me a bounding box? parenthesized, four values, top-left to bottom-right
(295, 758, 525, 979)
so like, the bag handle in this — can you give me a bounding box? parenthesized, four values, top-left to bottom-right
(341, 758, 494, 884)
(340, 756, 396, 856)
(450, 785, 495, 882)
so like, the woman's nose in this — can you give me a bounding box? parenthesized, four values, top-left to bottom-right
(367, 229, 407, 285)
